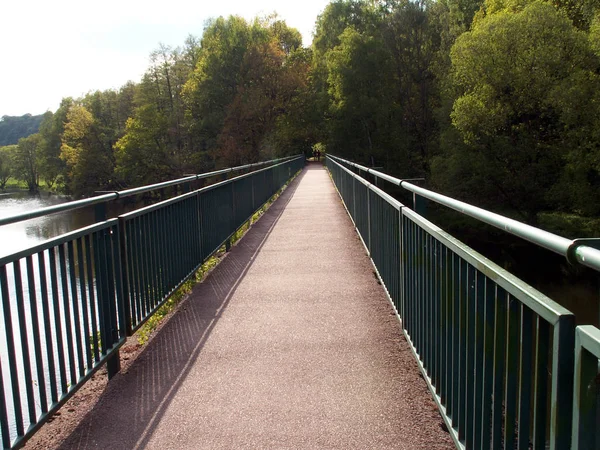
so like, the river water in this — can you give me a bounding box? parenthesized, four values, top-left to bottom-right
(0, 191, 95, 259)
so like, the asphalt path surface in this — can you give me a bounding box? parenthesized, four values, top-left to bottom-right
(59, 163, 453, 449)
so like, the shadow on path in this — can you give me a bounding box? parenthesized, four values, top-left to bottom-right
(58, 169, 306, 450)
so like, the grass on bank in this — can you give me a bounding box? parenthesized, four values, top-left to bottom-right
(2, 177, 28, 189)
(134, 170, 300, 345)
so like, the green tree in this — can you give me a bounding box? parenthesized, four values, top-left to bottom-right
(0, 145, 16, 189)
(270, 47, 319, 158)
(14, 134, 42, 192)
(326, 27, 398, 164)
(311, 1, 383, 151)
(116, 41, 199, 185)
(217, 21, 307, 165)
(183, 16, 307, 167)
(60, 105, 114, 195)
(0, 114, 45, 146)
(446, 1, 600, 219)
(382, 1, 443, 174)
(37, 99, 72, 190)
(115, 105, 174, 186)
(184, 16, 254, 159)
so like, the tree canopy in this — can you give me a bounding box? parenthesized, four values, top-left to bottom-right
(0, 114, 44, 146)
(4, 0, 600, 233)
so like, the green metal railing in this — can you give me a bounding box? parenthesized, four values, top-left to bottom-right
(120, 158, 304, 334)
(0, 220, 124, 450)
(327, 155, 599, 450)
(0, 155, 304, 449)
(572, 326, 600, 450)
(329, 154, 600, 273)
(0, 155, 298, 228)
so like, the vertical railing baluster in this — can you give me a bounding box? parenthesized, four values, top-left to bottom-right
(26, 255, 47, 415)
(367, 185, 371, 253)
(1, 264, 24, 437)
(451, 252, 460, 425)
(533, 317, 549, 449)
(518, 305, 534, 449)
(38, 250, 57, 404)
(572, 327, 599, 450)
(118, 219, 133, 336)
(473, 270, 485, 448)
(58, 245, 77, 387)
(550, 314, 575, 449)
(141, 215, 151, 313)
(67, 241, 85, 378)
(504, 295, 520, 450)
(76, 239, 93, 371)
(112, 223, 126, 345)
(49, 249, 67, 395)
(492, 288, 508, 449)
(13, 260, 36, 427)
(480, 279, 496, 448)
(434, 239, 441, 395)
(84, 235, 100, 363)
(465, 264, 476, 448)
(440, 245, 449, 408)
(458, 259, 467, 440)
(0, 354, 10, 449)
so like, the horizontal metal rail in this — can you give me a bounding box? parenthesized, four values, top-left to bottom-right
(327, 155, 579, 449)
(0, 156, 304, 448)
(0, 155, 300, 227)
(328, 154, 600, 273)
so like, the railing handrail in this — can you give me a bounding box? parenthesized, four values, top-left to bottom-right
(0, 155, 301, 227)
(327, 154, 600, 273)
(327, 155, 572, 323)
(119, 156, 304, 221)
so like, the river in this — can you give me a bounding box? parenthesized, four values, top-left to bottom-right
(0, 191, 96, 259)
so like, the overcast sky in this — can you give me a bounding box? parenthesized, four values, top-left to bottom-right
(0, 0, 331, 117)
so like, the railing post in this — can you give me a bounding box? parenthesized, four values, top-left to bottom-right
(572, 328, 598, 450)
(367, 187, 372, 253)
(196, 191, 204, 261)
(353, 176, 356, 220)
(398, 208, 404, 322)
(94, 227, 121, 380)
(227, 180, 235, 253)
(251, 175, 256, 212)
(93, 201, 122, 378)
(413, 193, 427, 217)
(550, 314, 575, 449)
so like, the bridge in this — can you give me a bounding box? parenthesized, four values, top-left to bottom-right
(0, 156, 599, 449)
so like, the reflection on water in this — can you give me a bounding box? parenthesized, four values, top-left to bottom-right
(0, 191, 97, 259)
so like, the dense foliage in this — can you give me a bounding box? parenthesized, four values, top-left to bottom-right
(0, 114, 44, 146)
(1, 0, 599, 232)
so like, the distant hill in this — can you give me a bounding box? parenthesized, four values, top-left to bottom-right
(0, 114, 45, 146)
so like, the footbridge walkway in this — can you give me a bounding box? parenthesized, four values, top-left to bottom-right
(0, 155, 599, 449)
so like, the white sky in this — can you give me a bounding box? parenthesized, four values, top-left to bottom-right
(0, 0, 331, 117)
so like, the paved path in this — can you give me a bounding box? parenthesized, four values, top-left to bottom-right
(58, 164, 453, 449)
